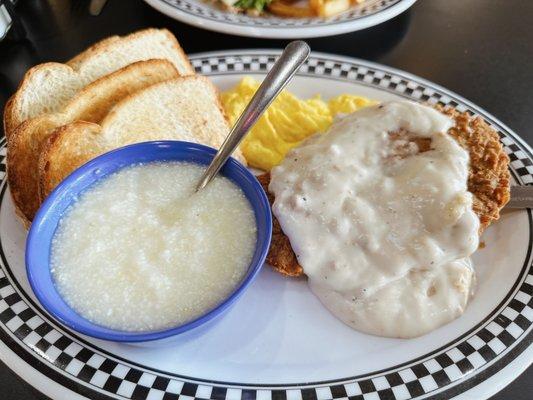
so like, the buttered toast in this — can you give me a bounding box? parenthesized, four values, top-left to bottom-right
(38, 76, 246, 206)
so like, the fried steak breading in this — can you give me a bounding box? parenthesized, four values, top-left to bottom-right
(259, 107, 511, 277)
(257, 173, 303, 277)
(438, 106, 510, 230)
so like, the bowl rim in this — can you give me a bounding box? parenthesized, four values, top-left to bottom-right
(26, 140, 272, 342)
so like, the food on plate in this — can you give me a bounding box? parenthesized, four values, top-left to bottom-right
(266, 1, 314, 17)
(437, 106, 511, 229)
(8, 59, 180, 227)
(51, 161, 257, 331)
(219, 0, 365, 18)
(265, 101, 510, 337)
(222, 77, 375, 170)
(38, 76, 245, 204)
(261, 104, 510, 278)
(3, 28, 193, 139)
(257, 173, 303, 276)
(4, 27, 512, 339)
(5, 28, 247, 226)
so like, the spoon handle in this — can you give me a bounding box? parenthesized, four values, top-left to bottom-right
(195, 41, 311, 192)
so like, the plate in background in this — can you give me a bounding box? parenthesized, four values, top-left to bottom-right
(143, 0, 417, 38)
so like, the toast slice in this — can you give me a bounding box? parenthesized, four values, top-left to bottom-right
(8, 59, 180, 226)
(259, 107, 511, 277)
(3, 28, 194, 138)
(38, 76, 245, 212)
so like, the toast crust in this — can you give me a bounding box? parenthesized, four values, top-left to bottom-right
(257, 173, 303, 277)
(7, 59, 179, 224)
(260, 108, 511, 277)
(37, 122, 108, 202)
(438, 106, 511, 229)
(67, 35, 122, 68)
(68, 28, 193, 74)
(38, 121, 106, 206)
(3, 96, 15, 140)
(61, 59, 179, 123)
(3, 28, 194, 138)
(37, 75, 246, 207)
(4, 62, 75, 138)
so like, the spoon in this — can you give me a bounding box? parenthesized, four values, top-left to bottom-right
(195, 40, 311, 192)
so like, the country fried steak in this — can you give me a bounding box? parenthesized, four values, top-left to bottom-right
(259, 107, 511, 277)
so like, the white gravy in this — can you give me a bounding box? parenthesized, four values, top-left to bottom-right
(269, 101, 480, 338)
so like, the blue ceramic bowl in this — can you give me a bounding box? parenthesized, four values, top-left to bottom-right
(26, 141, 272, 342)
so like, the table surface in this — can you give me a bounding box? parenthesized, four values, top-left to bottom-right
(0, 0, 532, 399)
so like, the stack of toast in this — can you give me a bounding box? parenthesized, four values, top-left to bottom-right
(4, 28, 244, 227)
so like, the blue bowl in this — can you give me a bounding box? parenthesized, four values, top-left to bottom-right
(26, 141, 272, 342)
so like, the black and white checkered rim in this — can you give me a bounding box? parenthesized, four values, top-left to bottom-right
(0, 51, 532, 400)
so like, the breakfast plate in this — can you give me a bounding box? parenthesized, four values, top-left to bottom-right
(0, 50, 532, 400)
(142, 0, 418, 38)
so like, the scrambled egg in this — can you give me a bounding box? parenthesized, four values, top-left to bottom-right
(221, 77, 376, 170)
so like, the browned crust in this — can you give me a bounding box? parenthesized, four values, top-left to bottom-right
(159, 29, 195, 75)
(7, 120, 44, 226)
(37, 122, 103, 203)
(3, 62, 72, 138)
(38, 125, 63, 200)
(3, 29, 194, 140)
(67, 35, 122, 67)
(67, 29, 194, 75)
(260, 108, 511, 277)
(38, 124, 74, 202)
(3, 96, 15, 139)
(257, 174, 303, 277)
(438, 106, 511, 230)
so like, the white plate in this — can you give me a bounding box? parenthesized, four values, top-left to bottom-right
(0, 50, 531, 400)
(143, 0, 417, 38)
